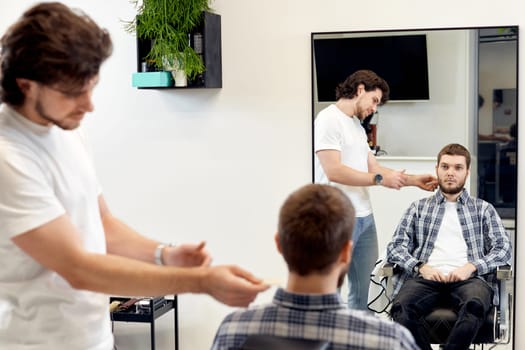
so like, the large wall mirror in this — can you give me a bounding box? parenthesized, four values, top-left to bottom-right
(311, 26, 518, 347)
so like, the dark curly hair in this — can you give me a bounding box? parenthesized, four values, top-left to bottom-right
(0, 2, 113, 105)
(335, 69, 389, 104)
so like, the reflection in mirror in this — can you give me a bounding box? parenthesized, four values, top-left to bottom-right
(478, 28, 518, 222)
(312, 28, 478, 157)
(311, 26, 517, 349)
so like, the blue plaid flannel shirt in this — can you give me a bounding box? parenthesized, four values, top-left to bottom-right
(386, 190, 512, 305)
(211, 288, 419, 350)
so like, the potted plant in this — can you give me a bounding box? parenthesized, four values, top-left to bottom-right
(127, 0, 211, 84)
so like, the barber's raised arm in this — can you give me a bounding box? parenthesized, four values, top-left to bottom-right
(368, 153, 437, 191)
(317, 149, 377, 186)
(367, 152, 408, 189)
(405, 174, 438, 192)
(11, 213, 269, 306)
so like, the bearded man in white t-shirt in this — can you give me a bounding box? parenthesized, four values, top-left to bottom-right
(0, 3, 268, 349)
(386, 143, 512, 350)
(314, 69, 437, 310)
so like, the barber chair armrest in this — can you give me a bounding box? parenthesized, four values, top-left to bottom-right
(496, 265, 512, 280)
(496, 265, 513, 342)
(379, 262, 398, 277)
(381, 264, 512, 279)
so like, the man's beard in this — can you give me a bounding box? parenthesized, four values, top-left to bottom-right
(357, 107, 369, 120)
(35, 99, 81, 131)
(337, 263, 349, 288)
(438, 177, 466, 195)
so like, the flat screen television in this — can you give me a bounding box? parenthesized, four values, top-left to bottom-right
(313, 34, 430, 102)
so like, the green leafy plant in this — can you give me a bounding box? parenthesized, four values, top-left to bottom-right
(497, 27, 518, 35)
(126, 0, 211, 79)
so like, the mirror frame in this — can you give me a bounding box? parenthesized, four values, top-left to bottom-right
(311, 25, 518, 348)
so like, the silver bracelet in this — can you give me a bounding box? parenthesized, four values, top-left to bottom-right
(154, 243, 174, 265)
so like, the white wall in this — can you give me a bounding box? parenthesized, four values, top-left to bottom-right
(315, 29, 473, 157)
(1, 1, 523, 349)
(377, 30, 472, 156)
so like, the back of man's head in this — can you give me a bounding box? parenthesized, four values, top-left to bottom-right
(0, 2, 113, 105)
(277, 184, 355, 276)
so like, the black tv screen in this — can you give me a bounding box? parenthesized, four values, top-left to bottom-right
(313, 34, 430, 102)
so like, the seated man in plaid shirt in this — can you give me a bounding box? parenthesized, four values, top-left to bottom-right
(212, 184, 418, 350)
(387, 143, 512, 350)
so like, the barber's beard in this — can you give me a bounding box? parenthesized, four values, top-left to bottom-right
(35, 99, 81, 131)
(356, 107, 369, 120)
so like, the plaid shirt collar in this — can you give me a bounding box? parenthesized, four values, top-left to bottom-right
(272, 288, 346, 312)
(434, 188, 470, 205)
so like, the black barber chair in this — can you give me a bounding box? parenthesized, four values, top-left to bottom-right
(380, 264, 513, 348)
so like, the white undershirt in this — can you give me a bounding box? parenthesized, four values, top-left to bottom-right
(427, 201, 468, 275)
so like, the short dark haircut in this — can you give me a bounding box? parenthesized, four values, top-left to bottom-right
(437, 143, 471, 169)
(277, 184, 355, 276)
(0, 2, 113, 105)
(335, 69, 390, 104)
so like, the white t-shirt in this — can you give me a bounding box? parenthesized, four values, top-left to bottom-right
(0, 105, 113, 350)
(314, 104, 372, 217)
(427, 201, 468, 275)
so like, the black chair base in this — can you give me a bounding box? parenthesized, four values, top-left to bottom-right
(422, 301, 497, 344)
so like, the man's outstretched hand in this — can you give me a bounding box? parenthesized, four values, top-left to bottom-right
(203, 265, 270, 307)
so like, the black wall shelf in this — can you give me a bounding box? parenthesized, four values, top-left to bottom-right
(135, 12, 222, 89)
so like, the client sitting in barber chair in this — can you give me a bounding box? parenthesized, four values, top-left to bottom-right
(384, 143, 512, 350)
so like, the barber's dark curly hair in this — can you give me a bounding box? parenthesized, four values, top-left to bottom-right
(335, 69, 389, 104)
(0, 2, 113, 105)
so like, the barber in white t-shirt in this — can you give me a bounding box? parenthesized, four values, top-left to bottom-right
(0, 3, 268, 349)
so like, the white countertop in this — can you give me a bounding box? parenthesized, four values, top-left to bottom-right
(375, 155, 436, 161)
